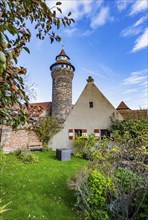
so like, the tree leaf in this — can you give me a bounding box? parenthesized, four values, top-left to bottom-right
(57, 7, 62, 14)
(7, 24, 17, 35)
(23, 47, 30, 54)
(68, 12, 71, 17)
(56, 2, 62, 5)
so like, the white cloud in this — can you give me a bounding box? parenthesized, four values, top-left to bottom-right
(123, 69, 147, 85)
(121, 26, 142, 37)
(47, 1, 113, 30)
(81, 30, 94, 37)
(98, 63, 119, 78)
(131, 28, 148, 53)
(81, 67, 104, 78)
(123, 75, 145, 85)
(134, 16, 147, 27)
(116, 0, 133, 11)
(122, 69, 148, 109)
(46, 0, 94, 20)
(121, 16, 147, 37)
(122, 89, 137, 94)
(63, 28, 78, 37)
(90, 7, 112, 29)
(130, 0, 148, 15)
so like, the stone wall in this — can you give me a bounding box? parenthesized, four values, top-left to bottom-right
(0, 126, 40, 152)
(51, 68, 74, 122)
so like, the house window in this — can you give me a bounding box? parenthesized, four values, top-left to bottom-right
(89, 102, 93, 108)
(101, 129, 110, 139)
(75, 129, 82, 138)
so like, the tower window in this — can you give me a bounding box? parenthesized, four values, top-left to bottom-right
(89, 102, 93, 108)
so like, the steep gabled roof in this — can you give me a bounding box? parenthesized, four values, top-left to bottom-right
(116, 101, 130, 110)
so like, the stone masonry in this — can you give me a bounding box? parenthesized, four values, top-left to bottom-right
(51, 68, 74, 122)
(1, 125, 40, 153)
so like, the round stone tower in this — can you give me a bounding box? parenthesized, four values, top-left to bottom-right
(50, 49, 75, 122)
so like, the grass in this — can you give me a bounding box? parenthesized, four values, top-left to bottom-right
(0, 151, 87, 220)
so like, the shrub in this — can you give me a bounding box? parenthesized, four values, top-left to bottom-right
(73, 135, 87, 157)
(68, 168, 111, 220)
(73, 134, 99, 159)
(139, 195, 148, 219)
(70, 119, 148, 219)
(42, 144, 50, 152)
(17, 152, 38, 164)
(15, 145, 28, 156)
(33, 116, 62, 145)
(109, 167, 147, 219)
(87, 170, 111, 220)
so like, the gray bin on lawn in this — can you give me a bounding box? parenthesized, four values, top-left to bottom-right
(56, 148, 71, 161)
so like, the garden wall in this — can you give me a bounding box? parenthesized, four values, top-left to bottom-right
(0, 125, 40, 153)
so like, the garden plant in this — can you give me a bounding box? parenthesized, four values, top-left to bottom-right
(69, 119, 148, 220)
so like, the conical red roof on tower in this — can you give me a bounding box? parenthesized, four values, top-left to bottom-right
(50, 49, 75, 71)
(56, 49, 70, 60)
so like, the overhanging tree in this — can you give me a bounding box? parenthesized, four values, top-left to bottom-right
(0, 0, 74, 128)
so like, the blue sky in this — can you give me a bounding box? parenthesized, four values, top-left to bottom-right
(18, 0, 148, 110)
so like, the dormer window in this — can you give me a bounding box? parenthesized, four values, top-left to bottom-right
(89, 102, 93, 108)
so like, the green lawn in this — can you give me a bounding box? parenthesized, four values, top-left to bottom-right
(1, 151, 87, 220)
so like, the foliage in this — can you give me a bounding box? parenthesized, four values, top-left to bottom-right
(68, 168, 111, 220)
(42, 144, 51, 152)
(73, 134, 99, 159)
(33, 116, 62, 145)
(70, 119, 148, 219)
(0, 0, 74, 128)
(15, 145, 28, 155)
(109, 167, 147, 219)
(1, 151, 87, 220)
(139, 195, 148, 220)
(73, 135, 87, 157)
(17, 152, 39, 163)
(87, 170, 111, 220)
(111, 119, 148, 148)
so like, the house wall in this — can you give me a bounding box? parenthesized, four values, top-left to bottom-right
(49, 81, 123, 151)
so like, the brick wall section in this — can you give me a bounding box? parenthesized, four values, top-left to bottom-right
(0, 126, 12, 148)
(0, 126, 40, 151)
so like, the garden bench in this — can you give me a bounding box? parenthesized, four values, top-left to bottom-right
(28, 142, 43, 151)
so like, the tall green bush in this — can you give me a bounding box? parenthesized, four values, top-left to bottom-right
(33, 116, 62, 145)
